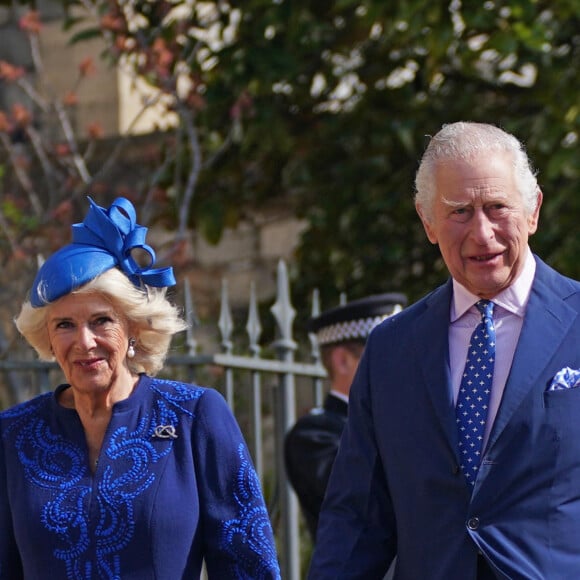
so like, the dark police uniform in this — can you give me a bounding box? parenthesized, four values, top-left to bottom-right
(284, 293, 407, 540)
(284, 393, 348, 539)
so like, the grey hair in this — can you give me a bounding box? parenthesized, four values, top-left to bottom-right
(15, 268, 188, 376)
(414, 122, 540, 221)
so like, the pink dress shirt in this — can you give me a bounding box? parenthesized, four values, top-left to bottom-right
(449, 248, 536, 446)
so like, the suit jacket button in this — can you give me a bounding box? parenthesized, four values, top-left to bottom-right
(453, 465, 460, 475)
(467, 517, 480, 530)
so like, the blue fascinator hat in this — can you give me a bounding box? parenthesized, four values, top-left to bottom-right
(30, 197, 176, 307)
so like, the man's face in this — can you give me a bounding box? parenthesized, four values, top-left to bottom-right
(417, 152, 542, 299)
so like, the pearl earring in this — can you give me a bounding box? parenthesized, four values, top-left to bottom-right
(127, 338, 136, 359)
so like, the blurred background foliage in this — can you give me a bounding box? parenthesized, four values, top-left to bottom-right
(0, 0, 578, 310)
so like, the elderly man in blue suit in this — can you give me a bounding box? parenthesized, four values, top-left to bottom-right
(309, 121, 580, 579)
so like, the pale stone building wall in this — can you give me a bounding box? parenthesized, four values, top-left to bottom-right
(40, 18, 120, 139)
(157, 210, 308, 320)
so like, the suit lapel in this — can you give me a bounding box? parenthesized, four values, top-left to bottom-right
(413, 281, 459, 455)
(409, 260, 577, 475)
(486, 259, 577, 451)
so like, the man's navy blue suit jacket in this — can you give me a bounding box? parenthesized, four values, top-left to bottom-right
(310, 256, 580, 580)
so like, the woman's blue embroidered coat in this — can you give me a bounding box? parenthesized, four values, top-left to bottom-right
(0, 375, 281, 579)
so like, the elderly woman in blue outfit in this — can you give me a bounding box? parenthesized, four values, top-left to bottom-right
(0, 197, 281, 580)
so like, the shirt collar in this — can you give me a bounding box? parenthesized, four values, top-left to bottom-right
(451, 247, 536, 322)
(329, 390, 350, 404)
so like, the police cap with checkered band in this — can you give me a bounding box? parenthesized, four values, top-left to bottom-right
(308, 292, 408, 346)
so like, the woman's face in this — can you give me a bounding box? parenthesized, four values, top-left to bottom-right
(46, 292, 132, 394)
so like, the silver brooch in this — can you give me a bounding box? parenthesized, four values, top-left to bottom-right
(153, 424, 178, 439)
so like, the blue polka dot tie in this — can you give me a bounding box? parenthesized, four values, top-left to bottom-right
(456, 300, 495, 488)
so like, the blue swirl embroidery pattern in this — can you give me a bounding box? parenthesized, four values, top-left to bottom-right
(220, 444, 281, 579)
(2, 380, 204, 579)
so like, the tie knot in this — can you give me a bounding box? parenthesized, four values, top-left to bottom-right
(476, 299, 494, 319)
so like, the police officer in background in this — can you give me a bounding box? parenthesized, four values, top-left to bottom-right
(284, 293, 407, 541)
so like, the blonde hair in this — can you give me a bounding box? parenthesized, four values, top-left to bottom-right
(15, 268, 188, 376)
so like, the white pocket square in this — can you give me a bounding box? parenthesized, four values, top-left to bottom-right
(548, 367, 580, 391)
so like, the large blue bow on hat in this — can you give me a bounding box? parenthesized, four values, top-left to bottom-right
(30, 197, 176, 307)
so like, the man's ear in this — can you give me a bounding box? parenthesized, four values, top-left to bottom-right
(416, 203, 438, 244)
(330, 346, 358, 376)
(527, 189, 543, 235)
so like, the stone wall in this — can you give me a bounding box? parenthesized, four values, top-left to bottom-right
(145, 204, 307, 336)
(39, 18, 121, 139)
